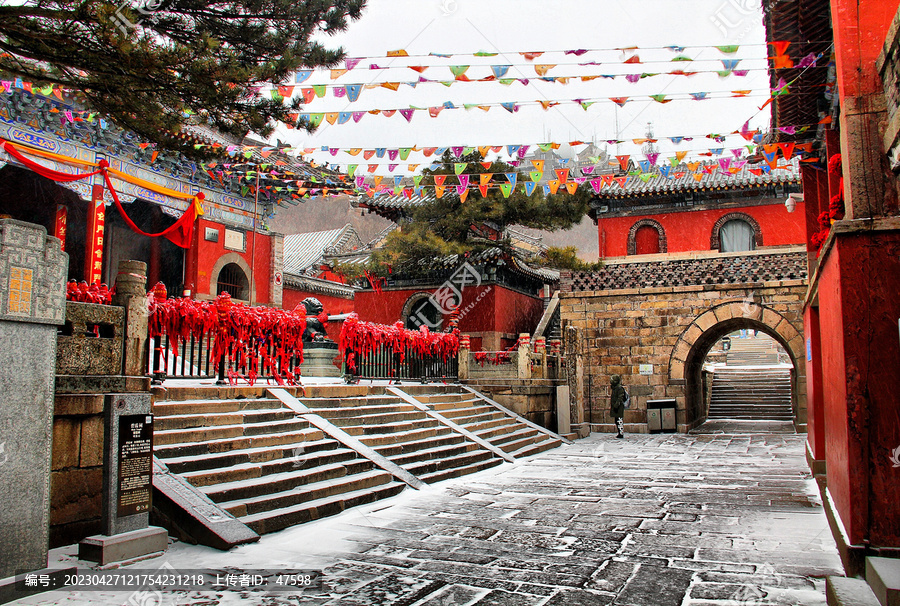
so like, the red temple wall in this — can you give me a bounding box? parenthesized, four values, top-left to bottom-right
(596, 202, 806, 258)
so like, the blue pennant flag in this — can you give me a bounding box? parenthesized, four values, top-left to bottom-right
(345, 84, 362, 102)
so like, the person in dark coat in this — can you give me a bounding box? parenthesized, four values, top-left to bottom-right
(609, 374, 626, 438)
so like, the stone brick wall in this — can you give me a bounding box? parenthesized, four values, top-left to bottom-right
(560, 276, 807, 433)
(49, 394, 105, 547)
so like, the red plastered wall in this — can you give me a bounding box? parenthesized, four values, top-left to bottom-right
(819, 232, 900, 546)
(354, 283, 544, 345)
(189, 218, 271, 304)
(282, 287, 355, 341)
(829, 0, 899, 100)
(596, 203, 806, 258)
(804, 305, 825, 463)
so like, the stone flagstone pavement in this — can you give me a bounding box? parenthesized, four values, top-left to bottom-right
(17, 423, 842, 605)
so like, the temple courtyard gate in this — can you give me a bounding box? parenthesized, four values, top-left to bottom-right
(559, 247, 808, 433)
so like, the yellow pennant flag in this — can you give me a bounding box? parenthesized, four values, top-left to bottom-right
(548, 179, 561, 194)
(435, 185, 446, 198)
(325, 113, 339, 125)
(534, 64, 556, 76)
(565, 182, 579, 194)
(480, 173, 493, 185)
(478, 146, 491, 157)
(459, 189, 469, 203)
(330, 69, 348, 80)
(532, 159, 545, 171)
(675, 151, 688, 162)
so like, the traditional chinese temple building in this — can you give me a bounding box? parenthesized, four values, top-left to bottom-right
(588, 158, 805, 258)
(0, 86, 351, 308)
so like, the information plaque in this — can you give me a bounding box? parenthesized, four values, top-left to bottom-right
(117, 414, 153, 517)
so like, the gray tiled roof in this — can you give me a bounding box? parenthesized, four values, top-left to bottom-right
(593, 157, 801, 197)
(283, 224, 362, 275)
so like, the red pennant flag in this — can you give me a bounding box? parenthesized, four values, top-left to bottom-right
(479, 185, 489, 197)
(480, 162, 492, 170)
(614, 176, 629, 188)
(778, 142, 796, 160)
(555, 169, 569, 183)
(616, 155, 630, 170)
(434, 175, 447, 186)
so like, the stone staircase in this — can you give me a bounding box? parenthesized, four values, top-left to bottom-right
(299, 390, 503, 484)
(151, 384, 566, 540)
(726, 335, 782, 365)
(407, 387, 562, 459)
(153, 395, 406, 535)
(707, 368, 794, 420)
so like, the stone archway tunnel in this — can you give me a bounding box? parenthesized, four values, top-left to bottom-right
(558, 248, 808, 433)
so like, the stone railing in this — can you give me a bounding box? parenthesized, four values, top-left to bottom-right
(459, 334, 562, 381)
(56, 301, 125, 376)
(561, 248, 808, 293)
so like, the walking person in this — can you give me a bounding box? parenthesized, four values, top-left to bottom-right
(609, 374, 627, 438)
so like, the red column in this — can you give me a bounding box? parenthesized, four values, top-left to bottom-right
(84, 184, 105, 284)
(54, 204, 67, 252)
(148, 236, 160, 288)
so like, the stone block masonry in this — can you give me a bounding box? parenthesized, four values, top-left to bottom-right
(0, 219, 68, 578)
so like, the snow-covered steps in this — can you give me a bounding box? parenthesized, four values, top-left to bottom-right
(405, 386, 566, 459)
(149, 383, 568, 544)
(394, 385, 567, 458)
(151, 393, 409, 542)
(708, 368, 794, 420)
(298, 391, 504, 483)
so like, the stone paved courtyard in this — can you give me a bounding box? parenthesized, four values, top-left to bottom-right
(19, 424, 842, 605)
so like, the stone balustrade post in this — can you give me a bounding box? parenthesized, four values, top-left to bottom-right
(112, 260, 148, 377)
(534, 336, 547, 378)
(458, 334, 470, 381)
(517, 333, 532, 380)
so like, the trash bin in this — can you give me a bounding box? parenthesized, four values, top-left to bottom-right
(647, 399, 677, 433)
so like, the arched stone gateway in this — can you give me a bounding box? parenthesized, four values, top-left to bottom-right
(558, 247, 808, 434)
(668, 301, 806, 428)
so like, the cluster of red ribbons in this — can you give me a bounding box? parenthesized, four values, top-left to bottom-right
(66, 280, 112, 304)
(338, 314, 459, 373)
(810, 154, 845, 254)
(148, 289, 307, 386)
(473, 350, 513, 367)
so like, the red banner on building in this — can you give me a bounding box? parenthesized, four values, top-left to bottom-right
(54, 204, 67, 251)
(84, 184, 105, 284)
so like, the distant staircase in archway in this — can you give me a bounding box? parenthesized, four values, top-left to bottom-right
(707, 368, 793, 420)
(726, 335, 781, 366)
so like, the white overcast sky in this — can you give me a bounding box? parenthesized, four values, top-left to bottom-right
(273, 0, 771, 174)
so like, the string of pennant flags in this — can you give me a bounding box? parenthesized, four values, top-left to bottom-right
(291, 41, 825, 82)
(206, 140, 814, 200)
(268, 69, 778, 105)
(285, 92, 786, 128)
(199, 116, 824, 167)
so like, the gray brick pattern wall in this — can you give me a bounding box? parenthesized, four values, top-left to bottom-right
(561, 252, 807, 293)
